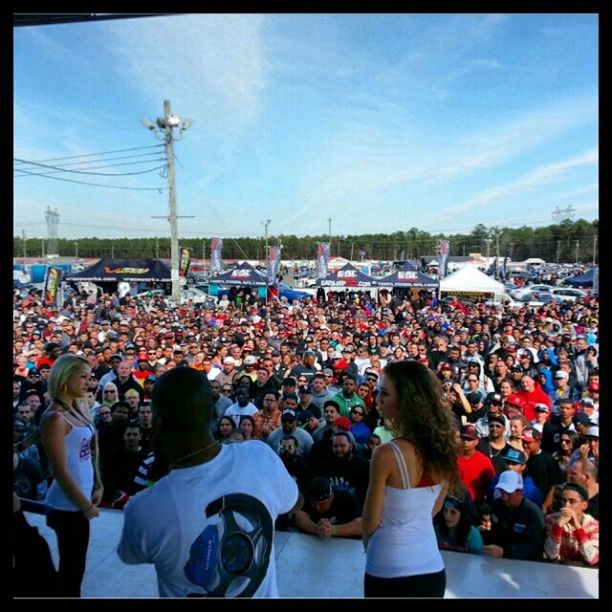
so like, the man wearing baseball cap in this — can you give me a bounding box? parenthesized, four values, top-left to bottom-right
(265, 409, 314, 458)
(489, 447, 543, 507)
(521, 428, 565, 515)
(215, 356, 239, 390)
(293, 476, 362, 539)
(531, 402, 550, 434)
(457, 424, 496, 506)
(482, 470, 546, 560)
(540, 397, 577, 455)
(579, 396, 598, 425)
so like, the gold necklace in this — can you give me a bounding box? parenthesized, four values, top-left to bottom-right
(169, 441, 220, 471)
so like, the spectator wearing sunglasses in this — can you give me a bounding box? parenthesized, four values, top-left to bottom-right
(21, 368, 46, 401)
(348, 405, 371, 449)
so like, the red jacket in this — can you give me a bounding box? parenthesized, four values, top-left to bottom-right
(518, 382, 552, 421)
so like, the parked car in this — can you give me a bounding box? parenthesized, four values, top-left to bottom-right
(510, 284, 555, 299)
(277, 283, 315, 302)
(181, 284, 213, 304)
(516, 291, 561, 307)
(549, 287, 587, 302)
(484, 293, 522, 308)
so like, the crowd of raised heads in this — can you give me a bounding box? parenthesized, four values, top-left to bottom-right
(13, 281, 598, 566)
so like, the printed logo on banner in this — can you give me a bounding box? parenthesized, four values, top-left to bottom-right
(231, 269, 251, 278)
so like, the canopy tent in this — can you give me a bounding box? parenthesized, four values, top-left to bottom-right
(208, 261, 268, 287)
(64, 257, 170, 282)
(316, 263, 375, 288)
(439, 264, 504, 295)
(326, 256, 352, 271)
(373, 263, 439, 289)
(564, 267, 596, 288)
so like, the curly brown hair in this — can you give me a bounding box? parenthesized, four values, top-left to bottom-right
(384, 360, 461, 495)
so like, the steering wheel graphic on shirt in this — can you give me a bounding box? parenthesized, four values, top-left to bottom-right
(184, 493, 273, 598)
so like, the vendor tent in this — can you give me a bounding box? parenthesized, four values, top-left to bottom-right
(65, 257, 170, 282)
(316, 263, 375, 288)
(208, 261, 268, 286)
(439, 264, 504, 295)
(564, 267, 596, 288)
(374, 263, 439, 289)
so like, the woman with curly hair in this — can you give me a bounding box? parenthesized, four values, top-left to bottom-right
(362, 361, 461, 598)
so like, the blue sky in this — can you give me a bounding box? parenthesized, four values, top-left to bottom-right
(14, 13, 598, 241)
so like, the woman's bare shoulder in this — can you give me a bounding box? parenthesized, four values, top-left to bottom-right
(40, 407, 67, 428)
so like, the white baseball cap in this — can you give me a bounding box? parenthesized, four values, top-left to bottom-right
(495, 470, 523, 493)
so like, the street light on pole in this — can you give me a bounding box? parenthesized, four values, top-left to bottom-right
(142, 100, 193, 302)
(328, 217, 332, 256)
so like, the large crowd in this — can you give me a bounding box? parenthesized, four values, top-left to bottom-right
(13, 276, 599, 574)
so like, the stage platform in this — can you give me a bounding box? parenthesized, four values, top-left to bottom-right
(23, 508, 598, 599)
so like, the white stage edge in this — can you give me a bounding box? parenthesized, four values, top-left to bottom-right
(23, 509, 598, 599)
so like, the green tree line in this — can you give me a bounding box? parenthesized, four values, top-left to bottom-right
(14, 219, 598, 264)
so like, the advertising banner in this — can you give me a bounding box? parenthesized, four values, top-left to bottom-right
(316, 242, 330, 279)
(43, 266, 62, 306)
(267, 246, 282, 284)
(179, 247, 191, 277)
(210, 238, 223, 275)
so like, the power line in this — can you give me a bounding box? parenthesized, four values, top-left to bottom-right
(13, 144, 163, 164)
(14, 157, 166, 178)
(14, 167, 167, 191)
(14, 157, 166, 177)
(14, 149, 164, 171)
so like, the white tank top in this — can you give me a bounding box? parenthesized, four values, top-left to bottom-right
(365, 441, 444, 578)
(46, 412, 95, 512)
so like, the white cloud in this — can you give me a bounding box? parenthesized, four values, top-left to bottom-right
(106, 14, 268, 137)
(424, 149, 598, 227)
(291, 94, 596, 226)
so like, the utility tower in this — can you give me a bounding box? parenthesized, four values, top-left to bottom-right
(552, 206, 576, 223)
(142, 100, 193, 301)
(44, 206, 60, 256)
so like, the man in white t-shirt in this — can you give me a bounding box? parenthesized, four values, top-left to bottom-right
(117, 367, 300, 598)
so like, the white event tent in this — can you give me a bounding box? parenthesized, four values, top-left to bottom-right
(439, 264, 504, 296)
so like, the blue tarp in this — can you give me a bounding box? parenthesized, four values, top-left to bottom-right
(565, 267, 595, 287)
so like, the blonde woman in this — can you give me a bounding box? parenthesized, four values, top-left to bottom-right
(40, 354, 103, 597)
